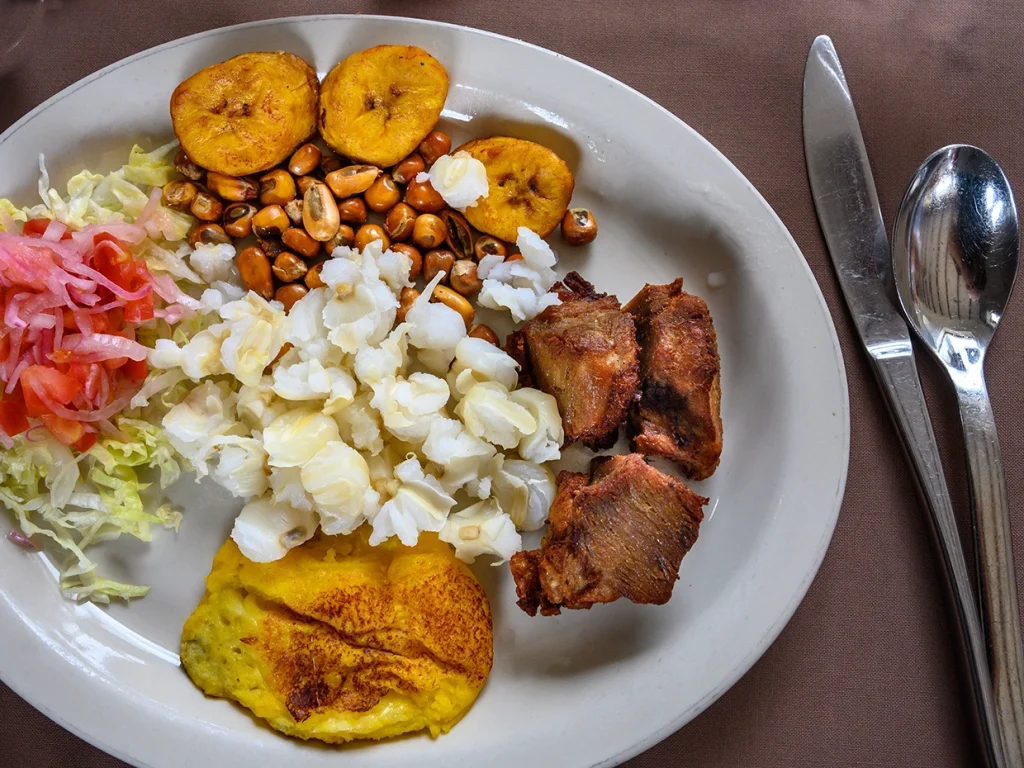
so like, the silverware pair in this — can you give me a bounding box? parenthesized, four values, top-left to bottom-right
(803, 35, 1024, 768)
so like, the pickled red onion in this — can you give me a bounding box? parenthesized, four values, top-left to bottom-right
(69, 222, 146, 250)
(41, 219, 67, 241)
(0, 219, 187, 446)
(149, 272, 201, 310)
(63, 261, 152, 301)
(34, 389, 135, 423)
(96, 368, 111, 408)
(135, 187, 162, 230)
(57, 333, 148, 362)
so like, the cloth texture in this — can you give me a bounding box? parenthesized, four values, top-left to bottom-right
(2, 1, 1023, 766)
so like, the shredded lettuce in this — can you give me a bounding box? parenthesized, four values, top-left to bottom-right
(0, 140, 193, 246)
(85, 463, 181, 541)
(63, 169, 106, 225)
(87, 169, 151, 221)
(92, 418, 182, 489)
(0, 142, 236, 604)
(122, 143, 179, 187)
(137, 308, 222, 350)
(67, 578, 150, 603)
(0, 198, 28, 231)
(142, 240, 203, 283)
(0, 420, 184, 603)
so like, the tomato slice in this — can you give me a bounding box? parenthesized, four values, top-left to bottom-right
(71, 432, 98, 453)
(0, 397, 29, 437)
(20, 365, 82, 417)
(122, 358, 148, 382)
(90, 311, 112, 335)
(92, 240, 135, 287)
(67, 362, 103, 402)
(123, 293, 155, 323)
(92, 232, 129, 250)
(61, 308, 79, 331)
(0, 333, 9, 362)
(93, 243, 150, 294)
(21, 219, 47, 237)
(67, 362, 91, 382)
(21, 218, 73, 240)
(61, 309, 113, 336)
(89, 242, 155, 314)
(123, 266, 151, 297)
(39, 413, 85, 447)
(106, 307, 124, 329)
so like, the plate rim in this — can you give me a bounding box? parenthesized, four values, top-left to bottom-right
(0, 13, 851, 768)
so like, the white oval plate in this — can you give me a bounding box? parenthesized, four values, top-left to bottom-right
(0, 15, 849, 768)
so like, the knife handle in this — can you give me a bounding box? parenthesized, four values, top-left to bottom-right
(955, 374, 1024, 766)
(870, 352, 1006, 768)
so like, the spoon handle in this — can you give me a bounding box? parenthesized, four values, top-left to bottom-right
(871, 353, 1005, 768)
(956, 378, 1024, 765)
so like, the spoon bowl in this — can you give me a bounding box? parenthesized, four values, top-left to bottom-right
(893, 145, 1018, 365)
(893, 144, 1024, 766)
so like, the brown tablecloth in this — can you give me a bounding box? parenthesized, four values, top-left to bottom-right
(2, 1, 1023, 766)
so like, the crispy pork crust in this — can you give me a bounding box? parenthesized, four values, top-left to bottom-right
(505, 272, 639, 449)
(625, 280, 722, 479)
(510, 454, 706, 616)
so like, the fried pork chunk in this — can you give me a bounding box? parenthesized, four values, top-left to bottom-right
(506, 273, 639, 449)
(510, 454, 706, 616)
(625, 280, 722, 480)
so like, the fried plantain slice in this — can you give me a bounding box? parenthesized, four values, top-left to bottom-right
(455, 136, 574, 242)
(170, 51, 319, 176)
(319, 45, 449, 168)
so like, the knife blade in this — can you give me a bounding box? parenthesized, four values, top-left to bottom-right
(802, 35, 1006, 768)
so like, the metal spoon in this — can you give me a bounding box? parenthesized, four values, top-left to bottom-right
(893, 144, 1024, 765)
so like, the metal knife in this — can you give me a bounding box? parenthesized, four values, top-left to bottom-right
(802, 35, 1006, 768)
